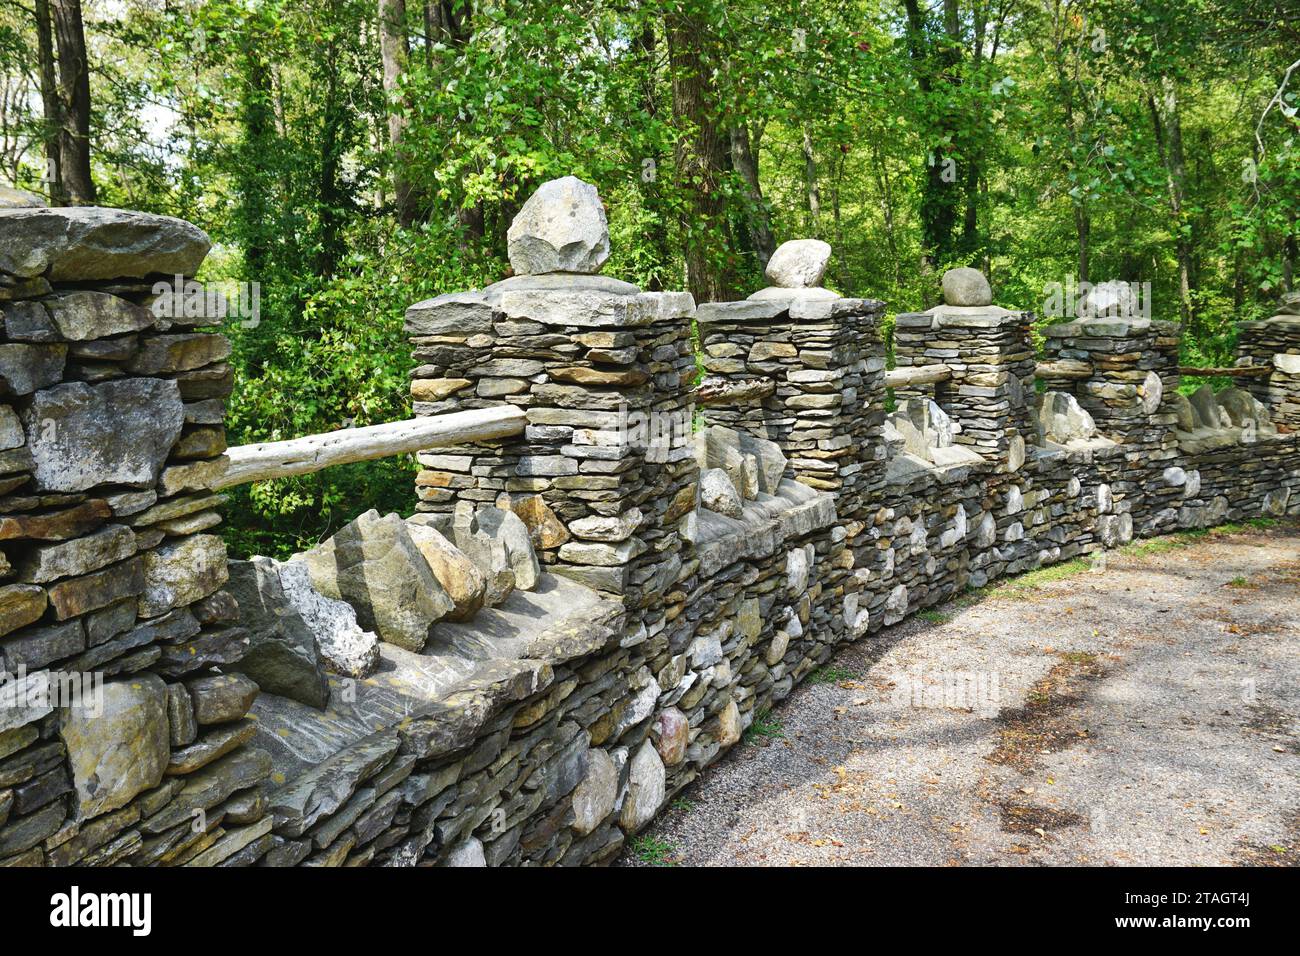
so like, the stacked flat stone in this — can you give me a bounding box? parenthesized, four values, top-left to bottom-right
(0, 204, 275, 866)
(3, 188, 1298, 870)
(893, 269, 1036, 474)
(695, 240, 887, 517)
(1041, 317, 1182, 535)
(406, 178, 697, 646)
(1236, 298, 1300, 428)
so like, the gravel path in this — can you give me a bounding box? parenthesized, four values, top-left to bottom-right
(623, 522, 1300, 867)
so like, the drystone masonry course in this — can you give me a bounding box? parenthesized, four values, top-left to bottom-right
(1, 185, 1298, 870)
(0, 200, 274, 868)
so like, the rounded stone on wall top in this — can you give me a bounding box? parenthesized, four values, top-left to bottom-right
(941, 266, 993, 307)
(765, 239, 831, 288)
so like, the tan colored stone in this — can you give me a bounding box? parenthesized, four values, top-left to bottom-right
(410, 378, 472, 402)
(497, 493, 569, 549)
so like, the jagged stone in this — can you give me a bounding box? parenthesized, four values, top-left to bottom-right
(453, 502, 540, 592)
(405, 520, 487, 622)
(619, 740, 665, 833)
(506, 176, 610, 275)
(277, 559, 380, 678)
(700, 468, 743, 518)
(301, 510, 453, 652)
(496, 493, 569, 549)
(225, 557, 328, 709)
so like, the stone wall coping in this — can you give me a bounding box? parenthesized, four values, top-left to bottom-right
(691, 480, 836, 576)
(696, 295, 883, 325)
(896, 305, 1027, 330)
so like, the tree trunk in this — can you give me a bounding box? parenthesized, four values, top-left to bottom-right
(902, 0, 962, 270)
(34, 0, 64, 205)
(317, 58, 346, 277)
(802, 126, 821, 237)
(729, 122, 774, 269)
(1150, 78, 1193, 326)
(51, 0, 94, 204)
(379, 0, 416, 226)
(1075, 205, 1090, 285)
(666, 4, 735, 302)
(238, 38, 275, 281)
(635, 19, 675, 289)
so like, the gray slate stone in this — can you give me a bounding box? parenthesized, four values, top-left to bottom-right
(226, 557, 328, 709)
(59, 674, 169, 821)
(24, 378, 184, 492)
(0, 206, 210, 281)
(41, 291, 157, 341)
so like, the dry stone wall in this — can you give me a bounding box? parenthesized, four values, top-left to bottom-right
(0, 202, 276, 867)
(1, 188, 1297, 868)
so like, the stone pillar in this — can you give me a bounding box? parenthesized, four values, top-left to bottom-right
(0, 201, 271, 866)
(1040, 316, 1183, 531)
(1236, 303, 1300, 429)
(892, 268, 1036, 474)
(695, 239, 887, 517)
(405, 178, 697, 633)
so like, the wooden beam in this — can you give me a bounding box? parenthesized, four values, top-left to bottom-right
(1035, 359, 1094, 380)
(885, 364, 952, 388)
(1177, 365, 1271, 378)
(213, 406, 526, 490)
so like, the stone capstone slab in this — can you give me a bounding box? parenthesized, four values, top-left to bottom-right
(0, 206, 211, 281)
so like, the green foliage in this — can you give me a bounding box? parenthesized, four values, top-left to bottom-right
(1, 0, 1295, 554)
(743, 708, 785, 743)
(629, 835, 679, 866)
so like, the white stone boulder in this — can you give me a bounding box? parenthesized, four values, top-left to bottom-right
(506, 176, 610, 276)
(277, 559, 380, 678)
(941, 267, 993, 307)
(764, 239, 831, 288)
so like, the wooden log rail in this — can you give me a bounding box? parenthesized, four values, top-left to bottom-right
(211, 406, 526, 490)
(884, 364, 953, 388)
(1176, 365, 1271, 378)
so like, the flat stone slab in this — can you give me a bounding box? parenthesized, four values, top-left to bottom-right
(0, 207, 210, 281)
(249, 574, 622, 779)
(1043, 316, 1153, 337)
(692, 479, 837, 578)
